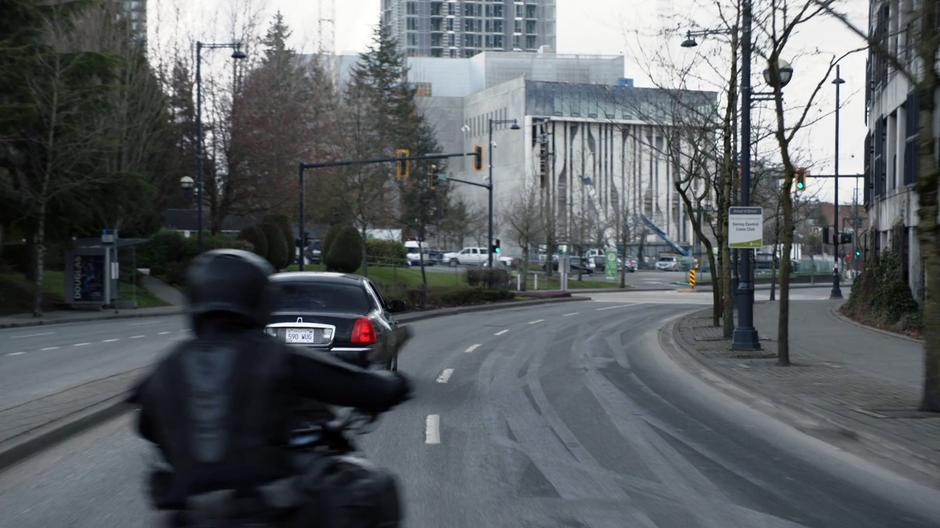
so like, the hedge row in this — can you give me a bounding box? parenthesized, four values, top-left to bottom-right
(138, 230, 251, 285)
(841, 249, 921, 334)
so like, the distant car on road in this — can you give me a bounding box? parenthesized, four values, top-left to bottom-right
(445, 247, 489, 267)
(623, 258, 638, 272)
(404, 240, 436, 267)
(266, 272, 405, 370)
(655, 255, 681, 271)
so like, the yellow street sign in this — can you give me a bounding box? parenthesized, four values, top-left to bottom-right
(689, 268, 697, 289)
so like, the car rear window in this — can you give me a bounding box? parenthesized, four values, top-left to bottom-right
(273, 281, 372, 314)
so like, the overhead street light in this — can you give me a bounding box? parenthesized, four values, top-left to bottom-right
(487, 117, 520, 268)
(763, 59, 794, 88)
(194, 41, 247, 253)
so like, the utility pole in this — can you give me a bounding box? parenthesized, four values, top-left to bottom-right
(831, 65, 845, 299)
(487, 118, 520, 269)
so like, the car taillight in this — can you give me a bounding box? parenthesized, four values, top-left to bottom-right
(351, 317, 377, 345)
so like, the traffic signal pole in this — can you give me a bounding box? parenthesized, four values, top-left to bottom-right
(296, 150, 479, 270)
(831, 65, 844, 299)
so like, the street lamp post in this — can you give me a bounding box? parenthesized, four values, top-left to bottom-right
(831, 65, 845, 299)
(487, 118, 521, 269)
(731, 0, 761, 351)
(195, 41, 247, 252)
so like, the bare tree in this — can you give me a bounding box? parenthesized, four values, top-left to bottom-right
(504, 180, 546, 290)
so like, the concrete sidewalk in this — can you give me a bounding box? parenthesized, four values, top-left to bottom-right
(671, 299, 940, 490)
(0, 306, 183, 329)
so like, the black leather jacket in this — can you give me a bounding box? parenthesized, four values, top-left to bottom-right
(128, 324, 408, 508)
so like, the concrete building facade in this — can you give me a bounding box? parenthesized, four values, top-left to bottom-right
(864, 0, 939, 302)
(381, 0, 556, 58)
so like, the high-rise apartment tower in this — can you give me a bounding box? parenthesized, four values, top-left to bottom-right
(381, 0, 556, 58)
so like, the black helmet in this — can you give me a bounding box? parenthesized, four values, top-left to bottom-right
(186, 249, 274, 327)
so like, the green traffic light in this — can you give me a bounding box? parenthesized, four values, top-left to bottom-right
(796, 182, 805, 190)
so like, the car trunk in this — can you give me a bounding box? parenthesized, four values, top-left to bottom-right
(268, 311, 367, 349)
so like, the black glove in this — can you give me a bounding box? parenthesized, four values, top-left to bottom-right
(373, 370, 412, 407)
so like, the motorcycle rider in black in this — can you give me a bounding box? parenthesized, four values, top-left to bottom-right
(128, 249, 411, 525)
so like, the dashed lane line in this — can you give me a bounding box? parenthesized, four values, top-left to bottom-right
(494, 329, 509, 336)
(11, 332, 54, 339)
(562, 312, 579, 317)
(436, 369, 454, 384)
(596, 304, 633, 311)
(425, 415, 441, 445)
(129, 335, 146, 339)
(158, 331, 171, 335)
(465, 344, 481, 353)
(40, 346, 60, 351)
(6, 352, 25, 357)
(527, 319, 545, 325)
(103, 338, 120, 343)
(73, 343, 91, 347)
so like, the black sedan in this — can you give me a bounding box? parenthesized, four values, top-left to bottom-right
(266, 272, 405, 370)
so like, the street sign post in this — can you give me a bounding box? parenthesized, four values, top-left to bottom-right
(729, 207, 764, 249)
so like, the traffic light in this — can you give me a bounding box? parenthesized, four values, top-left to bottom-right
(473, 145, 483, 171)
(492, 239, 501, 254)
(855, 248, 862, 258)
(428, 163, 439, 190)
(840, 232, 853, 244)
(395, 148, 410, 181)
(794, 168, 808, 192)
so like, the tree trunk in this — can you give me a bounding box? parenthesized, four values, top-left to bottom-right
(770, 241, 778, 302)
(32, 200, 47, 317)
(777, 184, 795, 366)
(520, 246, 529, 291)
(916, 0, 940, 409)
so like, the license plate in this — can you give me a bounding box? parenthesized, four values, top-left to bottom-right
(286, 329, 317, 344)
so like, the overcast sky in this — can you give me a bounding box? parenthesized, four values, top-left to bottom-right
(151, 0, 870, 204)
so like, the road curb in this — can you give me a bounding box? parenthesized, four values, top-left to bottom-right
(395, 296, 589, 323)
(659, 312, 940, 492)
(829, 306, 924, 344)
(0, 309, 185, 329)
(0, 395, 132, 473)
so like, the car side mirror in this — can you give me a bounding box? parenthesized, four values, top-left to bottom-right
(387, 300, 407, 313)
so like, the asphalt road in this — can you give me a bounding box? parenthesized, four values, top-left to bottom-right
(0, 316, 187, 408)
(0, 291, 934, 527)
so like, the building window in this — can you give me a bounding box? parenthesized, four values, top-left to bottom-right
(446, 18, 454, 31)
(415, 82, 432, 97)
(526, 20, 536, 33)
(526, 4, 537, 18)
(407, 32, 418, 45)
(526, 35, 536, 49)
(447, 3, 455, 15)
(515, 4, 524, 18)
(448, 33, 455, 46)
(904, 90, 919, 185)
(431, 2, 442, 16)
(431, 48, 443, 57)
(407, 1, 417, 15)
(407, 17, 418, 30)
(450, 48, 457, 58)
(512, 35, 521, 49)
(514, 19, 523, 33)
(493, 35, 503, 49)
(493, 20, 503, 33)
(431, 33, 442, 46)
(431, 18, 442, 30)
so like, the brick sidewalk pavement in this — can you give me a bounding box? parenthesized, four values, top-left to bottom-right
(673, 300, 940, 489)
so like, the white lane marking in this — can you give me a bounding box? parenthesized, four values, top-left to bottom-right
(103, 338, 120, 343)
(11, 331, 54, 339)
(562, 312, 579, 317)
(436, 368, 454, 384)
(129, 335, 146, 339)
(7, 352, 25, 356)
(40, 346, 60, 351)
(425, 415, 441, 445)
(494, 329, 509, 336)
(596, 304, 632, 311)
(465, 344, 481, 353)
(73, 342, 91, 347)
(158, 331, 171, 335)
(527, 319, 544, 325)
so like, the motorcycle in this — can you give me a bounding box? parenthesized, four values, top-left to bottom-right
(155, 406, 401, 528)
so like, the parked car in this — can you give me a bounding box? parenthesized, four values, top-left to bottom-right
(266, 272, 405, 370)
(623, 258, 638, 272)
(404, 240, 435, 267)
(655, 255, 681, 271)
(444, 247, 489, 267)
(303, 240, 322, 264)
